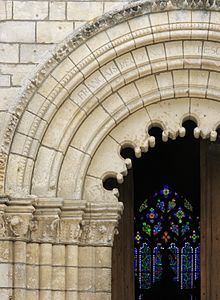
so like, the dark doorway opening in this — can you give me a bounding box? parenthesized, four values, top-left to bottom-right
(111, 121, 201, 300)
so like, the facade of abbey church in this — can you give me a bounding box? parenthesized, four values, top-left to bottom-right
(1, 0, 220, 299)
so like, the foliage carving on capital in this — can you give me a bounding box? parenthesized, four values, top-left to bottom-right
(80, 202, 123, 246)
(81, 221, 119, 246)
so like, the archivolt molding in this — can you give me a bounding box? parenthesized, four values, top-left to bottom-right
(2, 5, 220, 200)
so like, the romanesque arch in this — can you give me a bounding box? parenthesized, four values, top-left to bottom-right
(1, 1, 220, 298)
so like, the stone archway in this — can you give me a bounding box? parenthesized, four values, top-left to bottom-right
(1, 1, 220, 299)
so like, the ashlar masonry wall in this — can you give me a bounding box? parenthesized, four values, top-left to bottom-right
(0, 0, 127, 113)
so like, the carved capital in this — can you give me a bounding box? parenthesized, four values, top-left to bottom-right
(5, 199, 35, 239)
(60, 200, 86, 243)
(31, 198, 63, 242)
(81, 202, 123, 246)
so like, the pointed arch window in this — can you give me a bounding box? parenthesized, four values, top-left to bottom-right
(134, 185, 200, 299)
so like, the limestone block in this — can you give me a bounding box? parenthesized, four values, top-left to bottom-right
(207, 71, 220, 100)
(79, 246, 95, 267)
(104, 2, 124, 12)
(66, 245, 78, 266)
(95, 247, 111, 268)
(168, 10, 191, 24)
(32, 146, 63, 196)
(20, 44, 53, 64)
(87, 31, 110, 52)
(14, 264, 26, 288)
(66, 291, 78, 300)
(165, 41, 184, 69)
(0, 1, 12, 20)
(0, 74, 10, 87)
(147, 98, 190, 140)
(0, 290, 12, 300)
(37, 21, 73, 43)
(0, 64, 35, 86)
(11, 132, 39, 159)
(210, 11, 220, 24)
(66, 267, 78, 290)
(95, 268, 111, 291)
(87, 135, 128, 179)
(52, 57, 75, 82)
(191, 99, 220, 138)
(67, 2, 103, 21)
(52, 291, 65, 300)
(52, 245, 65, 265)
(107, 22, 130, 41)
(0, 263, 13, 288)
(83, 175, 118, 203)
(118, 82, 143, 112)
(192, 10, 210, 23)
(52, 267, 65, 290)
(85, 70, 107, 94)
(6, 153, 34, 195)
(26, 291, 39, 300)
(70, 83, 93, 109)
(26, 243, 39, 265)
(202, 41, 220, 69)
(17, 110, 47, 140)
(70, 106, 113, 154)
(115, 53, 136, 74)
(102, 93, 129, 123)
(78, 292, 111, 300)
(78, 268, 94, 290)
(147, 43, 167, 73)
(128, 14, 150, 32)
(110, 108, 151, 150)
(40, 244, 52, 289)
(0, 88, 20, 110)
(132, 47, 149, 68)
(49, 2, 66, 20)
(69, 44, 91, 65)
(184, 40, 202, 68)
(26, 265, 39, 289)
(42, 99, 79, 150)
(0, 22, 35, 43)
(100, 61, 121, 83)
(0, 44, 18, 63)
(27, 94, 55, 121)
(156, 72, 174, 99)
(135, 76, 160, 105)
(150, 12, 169, 26)
(38, 75, 60, 99)
(13, 1, 48, 20)
(172, 70, 189, 98)
(58, 147, 91, 199)
(189, 70, 209, 98)
(0, 241, 13, 263)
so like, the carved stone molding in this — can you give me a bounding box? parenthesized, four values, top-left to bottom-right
(0, 197, 123, 245)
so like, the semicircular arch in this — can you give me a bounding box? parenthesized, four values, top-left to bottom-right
(2, 3, 220, 202)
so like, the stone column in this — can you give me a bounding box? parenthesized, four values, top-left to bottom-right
(79, 202, 123, 300)
(0, 197, 123, 300)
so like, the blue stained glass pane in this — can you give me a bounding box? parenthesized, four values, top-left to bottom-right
(134, 248, 138, 277)
(139, 243, 151, 289)
(181, 243, 193, 289)
(195, 245, 200, 280)
(169, 243, 179, 281)
(153, 244, 163, 283)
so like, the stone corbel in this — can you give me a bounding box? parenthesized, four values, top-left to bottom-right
(60, 199, 86, 244)
(81, 202, 124, 246)
(31, 197, 63, 242)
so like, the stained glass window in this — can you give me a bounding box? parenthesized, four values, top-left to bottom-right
(134, 185, 200, 299)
